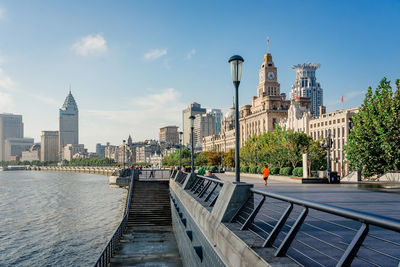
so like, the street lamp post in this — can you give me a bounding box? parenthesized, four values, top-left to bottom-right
(189, 115, 195, 174)
(179, 131, 183, 170)
(229, 55, 244, 183)
(123, 139, 126, 169)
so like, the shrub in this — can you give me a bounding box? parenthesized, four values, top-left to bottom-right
(270, 167, 280, 175)
(279, 167, 293, 176)
(211, 166, 217, 172)
(257, 166, 263, 174)
(240, 166, 249, 173)
(250, 166, 258, 174)
(293, 167, 303, 177)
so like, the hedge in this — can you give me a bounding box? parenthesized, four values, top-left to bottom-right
(293, 167, 303, 177)
(270, 167, 280, 175)
(279, 167, 293, 176)
(240, 166, 250, 173)
(257, 166, 263, 174)
(249, 166, 258, 174)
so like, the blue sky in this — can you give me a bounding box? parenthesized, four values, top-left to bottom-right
(0, 1, 399, 151)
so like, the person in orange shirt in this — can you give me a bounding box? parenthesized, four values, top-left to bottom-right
(262, 164, 270, 186)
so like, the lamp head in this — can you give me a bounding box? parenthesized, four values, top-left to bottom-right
(228, 55, 244, 83)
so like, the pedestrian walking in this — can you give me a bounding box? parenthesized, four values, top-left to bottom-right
(149, 165, 155, 178)
(262, 164, 270, 186)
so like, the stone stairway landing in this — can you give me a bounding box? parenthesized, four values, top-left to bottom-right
(110, 181, 182, 267)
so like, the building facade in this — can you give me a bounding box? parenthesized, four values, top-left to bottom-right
(41, 131, 59, 162)
(159, 126, 179, 146)
(290, 63, 323, 117)
(208, 109, 223, 134)
(239, 52, 290, 146)
(96, 143, 106, 158)
(194, 113, 216, 149)
(21, 144, 41, 162)
(202, 105, 236, 152)
(0, 114, 24, 161)
(182, 102, 206, 146)
(63, 144, 86, 162)
(4, 137, 34, 161)
(280, 97, 312, 133)
(308, 107, 358, 176)
(59, 91, 79, 158)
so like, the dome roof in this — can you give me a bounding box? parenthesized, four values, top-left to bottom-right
(224, 105, 235, 120)
(61, 91, 78, 111)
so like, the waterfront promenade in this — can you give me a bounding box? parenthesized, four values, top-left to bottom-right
(217, 173, 400, 220)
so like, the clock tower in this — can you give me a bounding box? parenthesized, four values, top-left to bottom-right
(257, 53, 280, 98)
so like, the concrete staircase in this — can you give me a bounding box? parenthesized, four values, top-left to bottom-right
(128, 181, 172, 227)
(110, 181, 182, 267)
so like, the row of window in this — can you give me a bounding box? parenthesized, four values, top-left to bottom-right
(310, 118, 346, 128)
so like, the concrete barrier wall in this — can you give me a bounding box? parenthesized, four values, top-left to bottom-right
(170, 179, 270, 267)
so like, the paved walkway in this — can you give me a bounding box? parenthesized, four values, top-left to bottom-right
(217, 173, 400, 220)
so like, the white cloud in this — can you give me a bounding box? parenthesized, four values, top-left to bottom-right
(144, 49, 167, 61)
(81, 88, 185, 150)
(0, 68, 17, 90)
(0, 92, 15, 112)
(186, 49, 196, 60)
(72, 34, 107, 56)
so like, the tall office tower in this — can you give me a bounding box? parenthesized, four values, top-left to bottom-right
(0, 114, 24, 161)
(182, 102, 206, 146)
(159, 126, 179, 145)
(59, 91, 79, 157)
(194, 113, 216, 149)
(290, 63, 323, 117)
(208, 109, 223, 134)
(41, 131, 59, 162)
(95, 143, 106, 158)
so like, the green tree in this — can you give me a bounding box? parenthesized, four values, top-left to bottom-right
(346, 78, 400, 177)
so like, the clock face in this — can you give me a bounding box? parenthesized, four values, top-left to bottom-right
(267, 71, 275, 80)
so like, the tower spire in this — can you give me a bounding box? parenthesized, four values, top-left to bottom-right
(267, 36, 270, 53)
(69, 84, 71, 94)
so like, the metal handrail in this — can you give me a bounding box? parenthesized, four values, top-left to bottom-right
(196, 175, 224, 185)
(93, 170, 135, 267)
(237, 188, 400, 266)
(250, 188, 400, 233)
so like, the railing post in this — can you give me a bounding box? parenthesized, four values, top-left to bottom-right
(263, 203, 293, 247)
(241, 196, 265, 230)
(336, 223, 369, 267)
(275, 207, 308, 257)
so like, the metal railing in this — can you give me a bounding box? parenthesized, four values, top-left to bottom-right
(231, 188, 400, 266)
(137, 169, 170, 180)
(93, 170, 135, 267)
(174, 171, 189, 185)
(187, 175, 224, 209)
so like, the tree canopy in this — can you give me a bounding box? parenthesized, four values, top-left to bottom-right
(346, 78, 400, 177)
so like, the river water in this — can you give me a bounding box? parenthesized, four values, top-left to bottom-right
(0, 171, 127, 266)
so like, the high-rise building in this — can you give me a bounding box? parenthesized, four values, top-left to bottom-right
(95, 143, 106, 158)
(59, 91, 79, 158)
(0, 114, 24, 161)
(290, 63, 323, 117)
(182, 102, 206, 146)
(41, 131, 59, 162)
(159, 126, 179, 145)
(194, 113, 216, 149)
(208, 109, 223, 134)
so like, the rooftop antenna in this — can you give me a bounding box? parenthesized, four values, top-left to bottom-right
(69, 84, 71, 94)
(267, 36, 270, 53)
